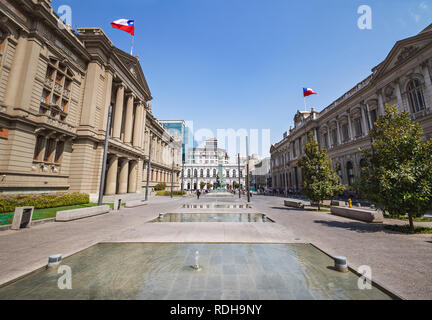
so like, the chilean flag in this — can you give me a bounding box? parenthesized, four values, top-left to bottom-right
(111, 19, 135, 36)
(303, 88, 318, 97)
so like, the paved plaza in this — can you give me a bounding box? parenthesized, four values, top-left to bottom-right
(0, 195, 431, 300)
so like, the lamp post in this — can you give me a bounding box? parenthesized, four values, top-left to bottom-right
(145, 134, 153, 201)
(171, 148, 174, 199)
(98, 105, 113, 206)
(181, 161, 185, 195)
(246, 136, 251, 203)
(238, 153, 241, 199)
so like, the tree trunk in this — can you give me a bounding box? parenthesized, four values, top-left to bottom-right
(408, 213, 415, 233)
(318, 202, 321, 211)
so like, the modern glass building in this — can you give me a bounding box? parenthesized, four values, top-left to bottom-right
(160, 120, 190, 162)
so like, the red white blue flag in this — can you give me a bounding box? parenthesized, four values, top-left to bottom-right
(303, 88, 318, 97)
(111, 19, 135, 36)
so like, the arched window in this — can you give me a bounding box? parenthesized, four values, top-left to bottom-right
(226, 170, 230, 178)
(335, 163, 343, 184)
(346, 162, 355, 186)
(213, 169, 217, 177)
(200, 169, 204, 178)
(187, 169, 191, 178)
(207, 169, 210, 177)
(194, 169, 198, 177)
(407, 79, 426, 113)
(233, 170, 237, 178)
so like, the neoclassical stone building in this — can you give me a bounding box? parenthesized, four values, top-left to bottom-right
(0, 0, 180, 198)
(271, 24, 432, 193)
(183, 138, 246, 190)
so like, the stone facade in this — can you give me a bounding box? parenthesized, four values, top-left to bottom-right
(0, 0, 181, 198)
(271, 24, 432, 193)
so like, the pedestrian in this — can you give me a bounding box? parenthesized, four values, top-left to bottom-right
(197, 189, 201, 200)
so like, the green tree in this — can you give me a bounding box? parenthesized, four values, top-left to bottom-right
(154, 183, 167, 191)
(298, 132, 345, 210)
(200, 182, 206, 190)
(358, 105, 432, 232)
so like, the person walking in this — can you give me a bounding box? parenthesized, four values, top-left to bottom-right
(196, 189, 201, 200)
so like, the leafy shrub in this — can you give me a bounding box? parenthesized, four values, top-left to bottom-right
(154, 183, 167, 191)
(156, 191, 186, 197)
(0, 193, 90, 213)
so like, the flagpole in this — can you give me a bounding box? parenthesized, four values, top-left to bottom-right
(131, 35, 135, 56)
(304, 96, 307, 112)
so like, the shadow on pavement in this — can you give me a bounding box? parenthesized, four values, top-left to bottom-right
(270, 207, 306, 212)
(313, 220, 389, 234)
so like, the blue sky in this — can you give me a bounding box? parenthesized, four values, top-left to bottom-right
(53, 0, 432, 156)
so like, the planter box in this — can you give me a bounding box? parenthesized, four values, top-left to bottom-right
(56, 205, 110, 222)
(11, 207, 34, 230)
(331, 206, 384, 223)
(284, 200, 305, 209)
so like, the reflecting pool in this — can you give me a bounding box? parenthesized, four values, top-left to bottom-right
(150, 213, 273, 223)
(0, 244, 394, 300)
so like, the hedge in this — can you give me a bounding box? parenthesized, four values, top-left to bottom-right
(0, 193, 90, 214)
(154, 183, 167, 191)
(156, 191, 186, 197)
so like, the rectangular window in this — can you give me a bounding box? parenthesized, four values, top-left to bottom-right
(0, 128, 9, 139)
(332, 129, 338, 146)
(342, 124, 349, 142)
(44, 139, 55, 162)
(33, 136, 44, 160)
(54, 141, 65, 163)
(370, 109, 378, 128)
(354, 118, 363, 137)
(41, 90, 50, 104)
(323, 133, 328, 148)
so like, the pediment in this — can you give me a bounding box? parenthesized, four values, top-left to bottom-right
(112, 47, 152, 100)
(372, 32, 432, 79)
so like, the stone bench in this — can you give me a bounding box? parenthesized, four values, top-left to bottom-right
(56, 205, 110, 222)
(124, 199, 148, 208)
(330, 200, 347, 207)
(311, 200, 332, 207)
(284, 200, 305, 209)
(331, 206, 384, 223)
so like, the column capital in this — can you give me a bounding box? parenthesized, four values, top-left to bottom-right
(114, 82, 124, 90)
(125, 92, 136, 100)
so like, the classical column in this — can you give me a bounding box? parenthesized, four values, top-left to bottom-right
(118, 159, 129, 194)
(105, 156, 118, 195)
(421, 62, 432, 110)
(326, 126, 331, 148)
(336, 119, 342, 145)
(128, 160, 138, 193)
(347, 113, 353, 141)
(394, 80, 405, 112)
(124, 93, 135, 144)
(4, 34, 28, 109)
(133, 101, 144, 148)
(361, 104, 369, 136)
(377, 90, 385, 116)
(16, 38, 43, 112)
(102, 70, 114, 132)
(139, 103, 147, 149)
(137, 158, 143, 193)
(113, 84, 125, 139)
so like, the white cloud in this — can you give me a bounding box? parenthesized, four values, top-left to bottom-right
(419, 2, 428, 10)
(411, 12, 421, 22)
